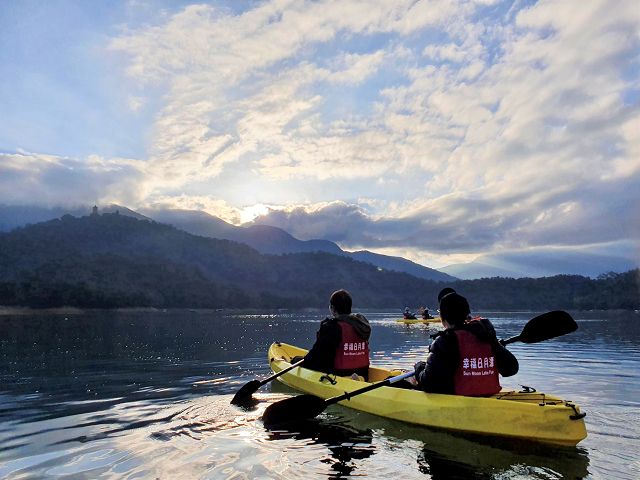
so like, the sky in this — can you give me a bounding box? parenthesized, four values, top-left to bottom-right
(0, 0, 639, 270)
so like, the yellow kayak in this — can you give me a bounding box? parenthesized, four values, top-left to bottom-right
(395, 317, 441, 324)
(267, 342, 587, 446)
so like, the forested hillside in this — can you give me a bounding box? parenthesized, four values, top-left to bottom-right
(0, 214, 637, 310)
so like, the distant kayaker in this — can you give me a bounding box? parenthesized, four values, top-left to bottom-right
(403, 307, 417, 319)
(420, 306, 433, 319)
(413, 288, 519, 396)
(298, 289, 371, 380)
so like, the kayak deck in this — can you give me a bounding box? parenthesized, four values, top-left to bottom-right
(267, 342, 587, 446)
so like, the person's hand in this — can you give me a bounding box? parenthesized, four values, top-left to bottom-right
(414, 361, 426, 375)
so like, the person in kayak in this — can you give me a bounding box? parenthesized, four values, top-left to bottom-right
(413, 289, 519, 396)
(403, 307, 417, 319)
(420, 306, 433, 319)
(299, 289, 372, 380)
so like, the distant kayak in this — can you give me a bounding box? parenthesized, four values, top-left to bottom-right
(267, 342, 587, 446)
(395, 317, 441, 324)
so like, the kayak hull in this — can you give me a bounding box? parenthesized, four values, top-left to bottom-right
(395, 317, 441, 324)
(268, 342, 587, 446)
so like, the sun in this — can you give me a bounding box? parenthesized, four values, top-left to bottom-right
(239, 204, 271, 224)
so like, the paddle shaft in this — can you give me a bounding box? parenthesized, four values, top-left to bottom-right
(260, 358, 305, 386)
(325, 371, 415, 405)
(230, 357, 305, 404)
(500, 334, 522, 346)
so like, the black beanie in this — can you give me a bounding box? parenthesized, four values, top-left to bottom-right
(439, 292, 470, 326)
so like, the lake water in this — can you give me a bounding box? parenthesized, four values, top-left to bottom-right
(1, 309, 639, 479)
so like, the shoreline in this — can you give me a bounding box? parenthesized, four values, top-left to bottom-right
(0, 306, 322, 316)
(0, 306, 167, 316)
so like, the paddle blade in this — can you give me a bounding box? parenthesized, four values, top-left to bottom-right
(262, 395, 327, 426)
(519, 310, 578, 344)
(231, 379, 262, 405)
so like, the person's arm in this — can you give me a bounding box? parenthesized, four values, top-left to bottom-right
(493, 342, 519, 377)
(414, 334, 458, 393)
(479, 318, 519, 377)
(302, 319, 340, 373)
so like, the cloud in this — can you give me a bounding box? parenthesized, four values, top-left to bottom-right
(251, 157, 640, 260)
(0, 151, 145, 207)
(143, 194, 242, 224)
(111, 0, 639, 190)
(328, 50, 387, 85)
(107, 1, 476, 188)
(90, 0, 640, 262)
(2, 0, 638, 271)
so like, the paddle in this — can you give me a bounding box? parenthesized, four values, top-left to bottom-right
(499, 310, 577, 345)
(262, 370, 415, 425)
(231, 358, 305, 405)
(262, 310, 578, 425)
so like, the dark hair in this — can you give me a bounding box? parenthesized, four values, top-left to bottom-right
(330, 289, 352, 315)
(439, 292, 470, 326)
(437, 287, 456, 303)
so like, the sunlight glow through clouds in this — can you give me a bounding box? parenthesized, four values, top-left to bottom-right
(1, 0, 638, 271)
(240, 204, 271, 224)
(146, 194, 243, 224)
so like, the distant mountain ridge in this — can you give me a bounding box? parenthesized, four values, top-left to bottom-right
(0, 204, 147, 231)
(139, 208, 344, 255)
(442, 250, 638, 279)
(0, 213, 636, 310)
(1, 204, 636, 280)
(140, 208, 454, 281)
(0, 204, 454, 282)
(142, 208, 455, 282)
(0, 213, 445, 308)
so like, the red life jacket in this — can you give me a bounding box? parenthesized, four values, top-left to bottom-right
(334, 321, 370, 372)
(453, 329, 501, 396)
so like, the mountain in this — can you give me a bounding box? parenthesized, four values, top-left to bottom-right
(0, 213, 445, 308)
(0, 205, 453, 282)
(140, 208, 343, 255)
(0, 213, 636, 310)
(440, 262, 523, 280)
(0, 204, 147, 231)
(442, 249, 639, 279)
(142, 208, 455, 282)
(2, 205, 633, 281)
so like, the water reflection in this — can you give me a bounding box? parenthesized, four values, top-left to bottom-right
(266, 419, 375, 478)
(1, 310, 639, 478)
(415, 430, 590, 480)
(268, 380, 591, 479)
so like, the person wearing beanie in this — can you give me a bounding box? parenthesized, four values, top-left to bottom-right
(420, 306, 433, 320)
(412, 288, 519, 396)
(297, 289, 372, 380)
(403, 307, 417, 319)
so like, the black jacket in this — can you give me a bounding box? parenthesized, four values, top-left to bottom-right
(303, 313, 371, 377)
(415, 318, 518, 394)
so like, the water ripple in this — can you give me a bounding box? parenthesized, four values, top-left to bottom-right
(1, 310, 638, 478)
